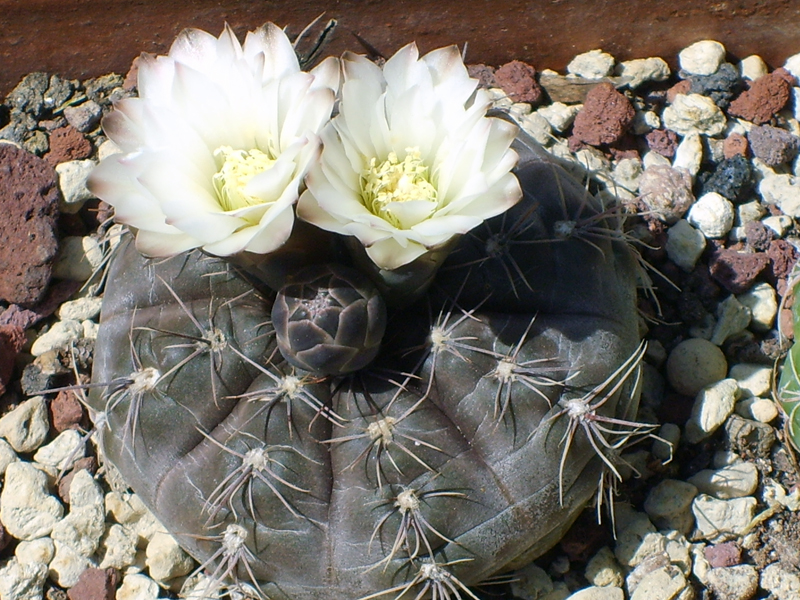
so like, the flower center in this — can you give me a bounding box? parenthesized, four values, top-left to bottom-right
(360, 148, 438, 229)
(212, 146, 276, 211)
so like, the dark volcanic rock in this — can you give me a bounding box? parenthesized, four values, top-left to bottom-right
(0, 143, 60, 306)
(698, 155, 753, 203)
(687, 62, 742, 108)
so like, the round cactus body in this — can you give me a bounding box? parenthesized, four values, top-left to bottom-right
(89, 127, 643, 600)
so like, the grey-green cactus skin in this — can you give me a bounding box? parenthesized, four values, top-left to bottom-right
(89, 128, 642, 600)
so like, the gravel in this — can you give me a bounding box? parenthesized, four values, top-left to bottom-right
(2, 36, 800, 600)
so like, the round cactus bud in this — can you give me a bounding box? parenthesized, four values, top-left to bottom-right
(272, 263, 387, 376)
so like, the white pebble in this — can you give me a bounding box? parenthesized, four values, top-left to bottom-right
(0, 438, 18, 475)
(0, 461, 64, 540)
(729, 363, 771, 397)
(736, 397, 779, 423)
(673, 132, 703, 178)
(759, 173, 800, 217)
(30, 319, 83, 357)
(32, 429, 85, 471)
(567, 49, 615, 79)
(687, 192, 734, 239)
(663, 94, 727, 136)
(0, 396, 50, 453)
(49, 540, 92, 588)
(98, 524, 139, 570)
(566, 587, 623, 600)
(665, 220, 706, 271)
(118, 573, 160, 600)
(785, 52, 800, 80)
(666, 338, 728, 397)
(707, 565, 759, 600)
(737, 282, 777, 332)
(97, 138, 122, 161)
(82, 320, 99, 340)
(631, 109, 661, 135)
(510, 562, 558, 600)
(15, 538, 55, 566)
(585, 547, 624, 588)
(612, 158, 643, 193)
(146, 531, 194, 582)
(629, 565, 690, 600)
(688, 462, 759, 499)
(692, 495, 757, 541)
(50, 469, 105, 557)
(57, 296, 103, 322)
(735, 201, 767, 226)
(643, 479, 698, 534)
(617, 57, 670, 88)
(52, 235, 105, 282)
(55, 160, 96, 214)
(761, 562, 800, 600)
(614, 511, 664, 568)
(519, 111, 552, 145)
(679, 40, 727, 76)
(738, 55, 768, 80)
(762, 214, 793, 237)
(710, 295, 751, 345)
(684, 379, 739, 444)
(0, 558, 48, 600)
(643, 151, 672, 169)
(537, 102, 581, 133)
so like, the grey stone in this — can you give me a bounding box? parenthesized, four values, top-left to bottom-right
(688, 462, 759, 499)
(63, 100, 102, 133)
(643, 479, 698, 533)
(666, 338, 728, 398)
(685, 379, 739, 444)
(706, 565, 758, 600)
(692, 495, 757, 541)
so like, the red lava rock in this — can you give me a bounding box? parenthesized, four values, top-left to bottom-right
(646, 129, 679, 158)
(744, 220, 773, 251)
(608, 134, 640, 160)
(45, 126, 93, 166)
(708, 247, 770, 294)
(0, 280, 83, 330)
(0, 144, 60, 306)
(67, 567, 118, 600)
(723, 132, 749, 159)
(572, 82, 634, 146)
(123, 56, 141, 91)
(58, 457, 99, 504)
(780, 307, 795, 340)
(704, 542, 742, 568)
(0, 324, 25, 397)
(728, 71, 792, 124)
(493, 60, 543, 104)
(467, 63, 496, 89)
(666, 79, 691, 103)
(51, 390, 86, 432)
(768, 238, 800, 281)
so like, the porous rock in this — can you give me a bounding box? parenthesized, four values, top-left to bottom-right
(704, 542, 742, 568)
(645, 129, 679, 158)
(728, 71, 792, 125)
(639, 165, 694, 223)
(0, 461, 64, 540)
(708, 247, 769, 294)
(572, 82, 634, 146)
(494, 60, 543, 104)
(45, 126, 92, 166)
(687, 62, 742, 108)
(0, 143, 60, 306)
(748, 124, 799, 166)
(67, 567, 119, 600)
(0, 396, 50, 453)
(698, 155, 752, 203)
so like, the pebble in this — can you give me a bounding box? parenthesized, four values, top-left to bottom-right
(0, 461, 64, 540)
(686, 192, 734, 239)
(97, 138, 121, 161)
(735, 201, 766, 226)
(643, 479, 698, 533)
(585, 547, 624, 588)
(723, 132, 749, 158)
(710, 295, 751, 345)
(762, 562, 800, 600)
(678, 40, 727, 76)
(684, 378, 739, 444)
(708, 247, 770, 294)
(0, 558, 48, 600)
(614, 511, 664, 568)
(705, 565, 759, 600)
(740, 397, 779, 423)
(566, 587, 623, 600)
(688, 462, 759, 499)
(645, 129, 678, 158)
(663, 93, 727, 136)
(666, 338, 729, 397)
(639, 165, 695, 223)
(146, 531, 194, 582)
(67, 567, 119, 600)
(672, 132, 702, 177)
(687, 62, 741, 109)
(0, 438, 18, 475)
(767, 238, 799, 279)
(762, 214, 792, 237)
(699, 155, 753, 203)
(704, 541, 742, 568)
(46, 126, 92, 166)
(63, 100, 103, 133)
(617, 57, 670, 89)
(55, 159, 97, 213)
(571, 82, 634, 146)
(50, 469, 105, 558)
(0, 324, 26, 396)
(51, 389, 87, 433)
(652, 423, 679, 462)
(739, 55, 768, 80)
(665, 219, 706, 272)
(629, 564, 690, 600)
(49, 539, 93, 587)
(567, 49, 615, 79)
(32, 429, 85, 471)
(30, 319, 83, 356)
(519, 111, 552, 145)
(729, 363, 771, 397)
(611, 158, 642, 193)
(97, 524, 138, 570)
(117, 573, 160, 600)
(15, 538, 55, 565)
(494, 61, 543, 105)
(748, 124, 799, 166)
(0, 144, 60, 306)
(0, 396, 50, 453)
(728, 71, 792, 125)
(537, 102, 581, 133)
(51, 235, 105, 282)
(692, 495, 757, 541)
(57, 296, 103, 322)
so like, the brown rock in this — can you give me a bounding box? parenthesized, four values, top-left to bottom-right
(51, 389, 86, 432)
(123, 56, 141, 91)
(723, 133, 748, 159)
(58, 457, 99, 504)
(45, 126, 92, 166)
(67, 567, 118, 600)
(728, 71, 792, 124)
(572, 82, 634, 146)
(704, 542, 742, 568)
(767, 239, 799, 281)
(0, 280, 83, 330)
(748, 124, 799, 166)
(646, 129, 679, 158)
(638, 164, 694, 223)
(466, 63, 496, 89)
(493, 60, 542, 104)
(0, 324, 25, 396)
(0, 144, 60, 306)
(744, 220, 773, 251)
(708, 247, 770, 294)
(666, 79, 691, 103)
(780, 307, 795, 340)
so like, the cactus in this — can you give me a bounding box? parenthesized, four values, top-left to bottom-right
(778, 275, 800, 452)
(88, 125, 646, 600)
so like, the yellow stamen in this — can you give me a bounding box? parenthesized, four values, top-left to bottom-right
(212, 146, 275, 211)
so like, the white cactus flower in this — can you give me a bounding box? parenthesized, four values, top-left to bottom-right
(297, 43, 522, 270)
(89, 23, 338, 257)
